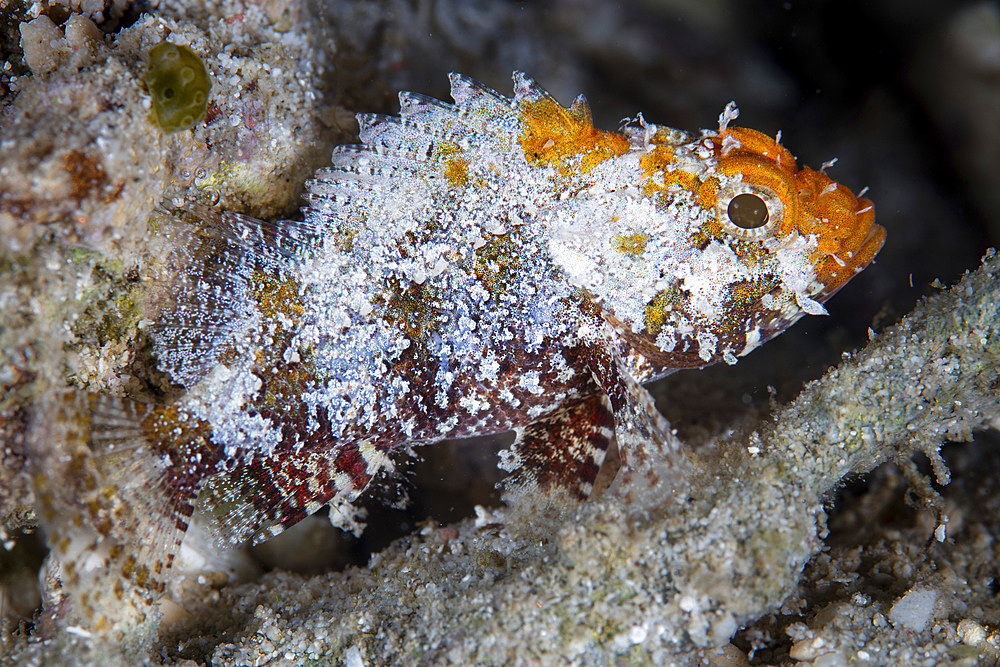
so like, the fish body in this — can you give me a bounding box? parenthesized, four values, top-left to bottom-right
(82, 73, 884, 582)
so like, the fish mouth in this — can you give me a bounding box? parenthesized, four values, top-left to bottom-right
(714, 127, 886, 299)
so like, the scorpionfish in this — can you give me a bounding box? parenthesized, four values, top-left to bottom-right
(67, 73, 884, 598)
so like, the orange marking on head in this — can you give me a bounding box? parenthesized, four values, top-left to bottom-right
(642, 167, 719, 210)
(639, 144, 676, 178)
(696, 175, 720, 209)
(519, 97, 630, 175)
(715, 127, 886, 295)
(660, 169, 701, 192)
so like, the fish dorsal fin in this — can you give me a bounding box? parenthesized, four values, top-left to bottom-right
(149, 209, 310, 387)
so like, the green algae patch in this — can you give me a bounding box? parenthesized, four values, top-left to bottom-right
(68, 258, 142, 351)
(443, 156, 470, 188)
(146, 42, 211, 134)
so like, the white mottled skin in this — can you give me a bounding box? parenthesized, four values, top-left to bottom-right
(141, 72, 872, 546)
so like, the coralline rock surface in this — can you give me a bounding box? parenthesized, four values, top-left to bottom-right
(2, 1, 999, 665)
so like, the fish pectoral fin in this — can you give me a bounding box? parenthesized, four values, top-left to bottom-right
(33, 393, 218, 628)
(581, 326, 690, 504)
(499, 392, 615, 503)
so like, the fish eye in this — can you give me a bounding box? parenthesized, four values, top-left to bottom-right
(727, 193, 769, 230)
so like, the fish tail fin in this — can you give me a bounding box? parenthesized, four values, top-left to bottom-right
(32, 392, 218, 631)
(82, 394, 216, 568)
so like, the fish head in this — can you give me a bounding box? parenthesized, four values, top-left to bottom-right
(712, 127, 885, 305)
(544, 122, 885, 377)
